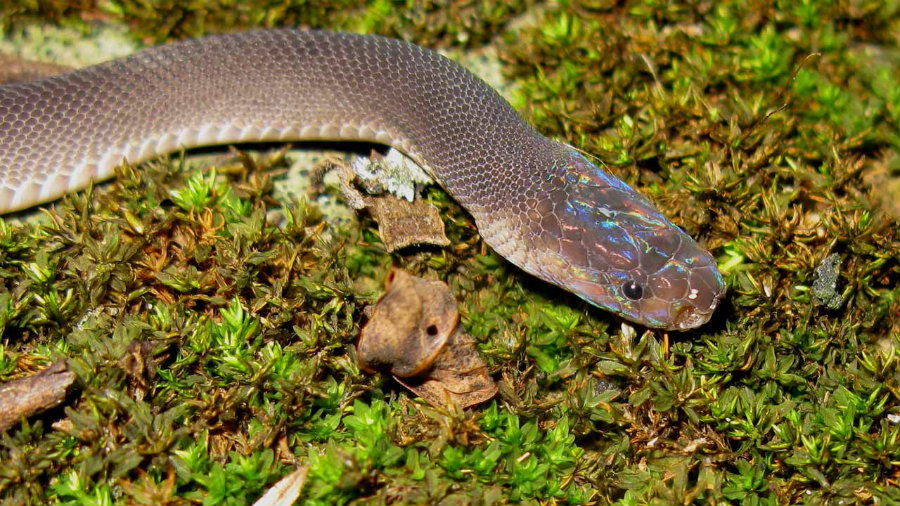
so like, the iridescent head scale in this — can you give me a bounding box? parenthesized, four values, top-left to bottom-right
(0, 29, 725, 329)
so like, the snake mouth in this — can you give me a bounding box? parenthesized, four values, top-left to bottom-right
(671, 307, 712, 330)
(670, 287, 725, 330)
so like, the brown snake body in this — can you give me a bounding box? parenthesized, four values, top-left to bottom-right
(0, 30, 725, 329)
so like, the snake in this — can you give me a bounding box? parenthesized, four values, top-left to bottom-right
(0, 29, 725, 330)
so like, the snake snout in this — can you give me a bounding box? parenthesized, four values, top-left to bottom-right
(671, 306, 710, 330)
(666, 263, 726, 329)
(671, 300, 717, 330)
(670, 291, 724, 329)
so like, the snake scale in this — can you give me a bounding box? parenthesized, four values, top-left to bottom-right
(0, 29, 725, 329)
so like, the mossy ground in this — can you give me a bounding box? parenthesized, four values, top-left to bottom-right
(2, 1, 900, 505)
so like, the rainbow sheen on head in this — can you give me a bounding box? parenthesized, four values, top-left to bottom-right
(514, 149, 725, 330)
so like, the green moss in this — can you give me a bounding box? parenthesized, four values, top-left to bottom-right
(2, 1, 900, 505)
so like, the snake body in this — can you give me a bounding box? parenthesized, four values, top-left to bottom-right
(0, 29, 724, 329)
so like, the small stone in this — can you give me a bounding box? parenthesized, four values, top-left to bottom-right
(811, 253, 842, 310)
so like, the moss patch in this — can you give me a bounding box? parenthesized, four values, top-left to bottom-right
(1, 1, 900, 505)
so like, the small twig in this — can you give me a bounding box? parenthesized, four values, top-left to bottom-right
(0, 361, 75, 432)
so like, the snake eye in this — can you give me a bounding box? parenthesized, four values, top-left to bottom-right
(622, 281, 644, 300)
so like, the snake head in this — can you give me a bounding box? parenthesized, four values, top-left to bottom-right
(501, 149, 725, 330)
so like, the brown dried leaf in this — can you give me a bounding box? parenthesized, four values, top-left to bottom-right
(395, 326, 497, 409)
(357, 269, 496, 409)
(364, 195, 451, 251)
(358, 268, 457, 377)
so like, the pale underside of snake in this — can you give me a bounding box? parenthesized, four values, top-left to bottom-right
(0, 29, 725, 330)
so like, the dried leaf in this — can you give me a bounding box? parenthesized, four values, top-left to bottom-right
(358, 269, 457, 377)
(358, 269, 496, 409)
(252, 466, 308, 506)
(364, 194, 450, 251)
